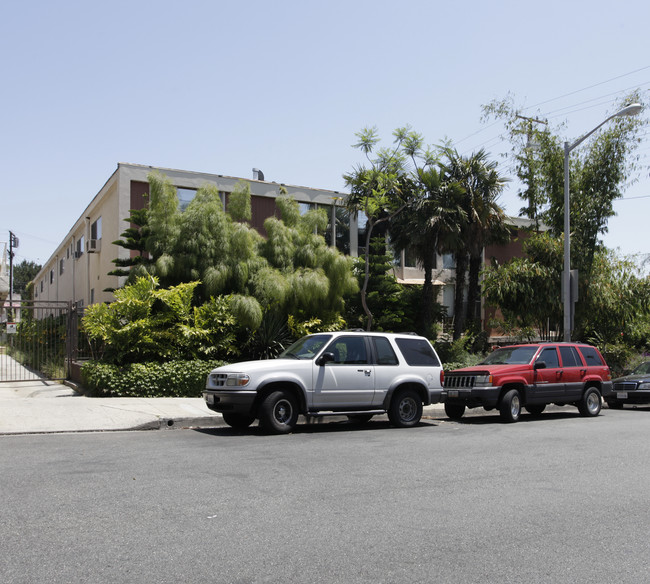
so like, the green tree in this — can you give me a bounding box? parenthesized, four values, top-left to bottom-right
(482, 233, 563, 340)
(345, 236, 423, 333)
(343, 127, 414, 330)
(482, 91, 648, 338)
(12, 260, 41, 295)
(389, 165, 465, 337)
(110, 173, 357, 340)
(443, 148, 509, 336)
(107, 208, 151, 290)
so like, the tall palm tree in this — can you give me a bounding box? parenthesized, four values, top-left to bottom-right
(443, 149, 509, 337)
(389, 166, 465, 337)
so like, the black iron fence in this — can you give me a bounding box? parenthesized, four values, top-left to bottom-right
(0, 301, 80, 383)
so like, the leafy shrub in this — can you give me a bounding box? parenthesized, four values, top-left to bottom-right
(435, 334, 485, 370)
(81, 359, 225, 397)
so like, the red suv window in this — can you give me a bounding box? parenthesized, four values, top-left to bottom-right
(578, 346, 604, 366)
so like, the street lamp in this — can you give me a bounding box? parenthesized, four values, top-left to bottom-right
(563, 103, 643, 341)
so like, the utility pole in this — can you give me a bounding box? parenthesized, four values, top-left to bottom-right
(8, 231, 18, 321)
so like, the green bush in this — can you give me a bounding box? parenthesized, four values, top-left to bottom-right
(435, 334, 486, 370)
(81, 359, 225, 397)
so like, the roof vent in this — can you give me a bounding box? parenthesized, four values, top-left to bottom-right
(252, 168, 265, 181)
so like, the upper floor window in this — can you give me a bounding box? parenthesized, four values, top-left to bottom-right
(76, 235, 85, 258)
(59, 259, 65, 275)
(50, 269, 54, 284)
(90, 217, 102, 240)
(299, 202, 315, 215)
(442, 253, 455, 269)
(177, 188, 197, 212)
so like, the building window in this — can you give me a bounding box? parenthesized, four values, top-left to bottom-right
(90, 217, 102, 240)
(177, 188, 197, 212)
(357, 211, 368, 257)
(90, 288, 95, 304)
(76, 236, 84, 258)
(443, 284, 455, 317)
(40, 281, 44, 293)
(50, 269, 54, 284)
(299, 202, 315, 215)
(59, 259, 64, 275)
(442, 253, 455, 269)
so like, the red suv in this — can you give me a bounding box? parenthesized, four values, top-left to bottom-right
(441, 343, 613, 422)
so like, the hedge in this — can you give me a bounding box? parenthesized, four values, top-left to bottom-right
(80, 359, 226, 397)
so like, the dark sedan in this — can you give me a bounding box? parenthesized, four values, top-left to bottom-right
(606, 361, 650, 408)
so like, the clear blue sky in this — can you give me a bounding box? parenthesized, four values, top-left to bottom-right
(1, 0, 649, 267)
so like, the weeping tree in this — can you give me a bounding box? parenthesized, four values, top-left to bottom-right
(109, 173, 358, 354)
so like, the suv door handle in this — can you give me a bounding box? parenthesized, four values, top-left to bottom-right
(358, 369, 372, 376)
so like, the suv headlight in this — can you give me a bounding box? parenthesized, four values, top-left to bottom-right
(474, 374, 493, 387)
(225, 373, 250, 387)
(637, 381, 650, 390)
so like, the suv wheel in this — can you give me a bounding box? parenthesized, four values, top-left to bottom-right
(578, 387, 602, 417)
(388, 389, 423, 428)
(222, 413, 255, 429)
(259, 390, 299, 434)
(444, 402, 466, 420)
(499, 389, 521, 423)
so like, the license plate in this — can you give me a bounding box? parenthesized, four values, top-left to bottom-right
(205, 393, 215, 404)
(448, 390, 459, 398)
(616, 392, 628, 399)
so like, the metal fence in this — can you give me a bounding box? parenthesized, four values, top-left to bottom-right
(0, 301, 77, 383)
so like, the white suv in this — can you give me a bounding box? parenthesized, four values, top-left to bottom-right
(204, 331, 443, 433)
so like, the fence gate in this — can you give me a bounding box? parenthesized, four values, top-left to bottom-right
(0, 301, 76, 383)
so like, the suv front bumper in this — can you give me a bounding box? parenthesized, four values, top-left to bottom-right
(203, 389, 257, 414)
(441, 387, 502, 409)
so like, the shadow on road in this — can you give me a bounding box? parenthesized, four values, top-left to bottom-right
(194, 417, 439, 437)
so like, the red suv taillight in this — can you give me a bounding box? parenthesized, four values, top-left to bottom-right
(440, 370, 445, 385)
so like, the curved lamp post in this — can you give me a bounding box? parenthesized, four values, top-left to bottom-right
(563, 103, 643, 341)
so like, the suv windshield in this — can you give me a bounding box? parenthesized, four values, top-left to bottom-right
(480, 346, 538, 365)
(279, 334, 332, 360)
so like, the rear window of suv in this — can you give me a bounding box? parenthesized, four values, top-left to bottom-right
(578, 346, 605, 366)
(395, 338, 440, 366)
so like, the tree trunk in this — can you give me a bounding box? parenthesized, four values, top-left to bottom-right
(467, 253, 483, 332)
(420, 249, 436, 337)
(453, 253, 467, 340)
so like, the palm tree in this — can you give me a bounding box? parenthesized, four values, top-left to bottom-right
(443, 149, 509, 336)
(389, 167, 465, 337)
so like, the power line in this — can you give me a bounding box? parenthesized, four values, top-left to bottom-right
(523, 65, 650, 111)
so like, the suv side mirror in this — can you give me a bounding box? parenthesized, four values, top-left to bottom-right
(534, 361, 547, 370)
(316, 352, 335, 367)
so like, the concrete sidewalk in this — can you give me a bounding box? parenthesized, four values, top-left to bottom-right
(0, 380, 224, 435)
(0, 379, 447, 435)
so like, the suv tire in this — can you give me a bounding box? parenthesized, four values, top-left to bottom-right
(444, 402, 466, 420)
(578, 387, 602, 417)
(499, 389, 522, 423)
(259, 390, 299, 434)
(388, 388, 423, 428)
(222, 413, 255, 429)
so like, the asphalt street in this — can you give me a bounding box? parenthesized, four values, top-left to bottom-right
(2, 408, 650, 584)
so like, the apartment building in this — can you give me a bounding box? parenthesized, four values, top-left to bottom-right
(31, 162, 539, 329)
